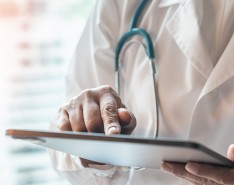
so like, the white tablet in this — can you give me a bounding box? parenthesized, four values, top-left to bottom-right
(6, 129, 234, 169)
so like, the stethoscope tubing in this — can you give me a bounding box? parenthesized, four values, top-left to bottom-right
(114, 0, 159, 138)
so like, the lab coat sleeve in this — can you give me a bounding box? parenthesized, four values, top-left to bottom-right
(49, 122, 120, 185)
(50, 0, 130, 184)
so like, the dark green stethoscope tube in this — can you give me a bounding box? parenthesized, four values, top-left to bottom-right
(115, 0, 155, 71)
(115, 0, 159, 138)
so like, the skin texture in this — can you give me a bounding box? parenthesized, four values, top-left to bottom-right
(56, 85, 136, 167)
(161, 145, 234, 185)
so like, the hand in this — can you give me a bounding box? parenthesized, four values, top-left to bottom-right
(56, 85, 136, 166)
(161, 145, 234, 185)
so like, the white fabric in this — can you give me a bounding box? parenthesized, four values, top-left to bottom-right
(50, 0, 234, 184)
(202, 0, 234, 65)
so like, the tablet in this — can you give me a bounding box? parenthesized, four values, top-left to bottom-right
(6, 129, 234, 169)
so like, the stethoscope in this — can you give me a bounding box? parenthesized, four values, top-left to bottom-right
(115, 0, 160, 138)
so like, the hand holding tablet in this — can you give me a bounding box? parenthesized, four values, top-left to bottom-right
(6, 129, 234, 169)
(161, 145, 234, 185)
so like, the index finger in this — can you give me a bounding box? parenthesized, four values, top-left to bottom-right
(99, 93, 121, 135)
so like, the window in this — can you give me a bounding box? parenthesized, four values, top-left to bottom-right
(0, 1, 94, 185)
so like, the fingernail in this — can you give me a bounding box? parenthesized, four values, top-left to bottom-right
(161, 163, 173, 173)
(107, 126, 120, 135)
(118, 108, 127, 112)
(186, 163, 199, 174)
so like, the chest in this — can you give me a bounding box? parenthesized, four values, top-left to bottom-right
(119, 0, 234, 153)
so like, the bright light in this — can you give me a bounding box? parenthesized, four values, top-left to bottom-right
(0, 1, 94, 185)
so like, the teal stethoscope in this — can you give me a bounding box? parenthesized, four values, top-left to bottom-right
(115, 0, 159, 137)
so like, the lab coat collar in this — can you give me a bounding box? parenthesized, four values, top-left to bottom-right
(159, 0, 184, 7)
(166, 0, 234, 100)
(166, 0, 213, 79)
(199, 33, 234, 97)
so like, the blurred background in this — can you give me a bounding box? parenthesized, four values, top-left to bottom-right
(0, 0, 94, 185)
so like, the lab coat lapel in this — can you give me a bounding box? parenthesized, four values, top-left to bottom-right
(166, 0, 213, 79)
(187, 34, 234, 152)
(158, 0, 184, 7)
(199, 33, 234, 98)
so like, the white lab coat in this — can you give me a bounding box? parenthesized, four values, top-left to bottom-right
(50, 0, 234, 184)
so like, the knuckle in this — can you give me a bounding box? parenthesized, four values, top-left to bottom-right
(99, 85, 122, 107)
(66, 89, 96, 110)
(67, 96, 82, 110)
(102, 104, 118, 124)
(58, 105, 67, 114)
(99, 85, 117, 96)
(102, 85, 114, 92)
(82, 89, 93, 98)
(102, 103, 117, 115)
(104, 116, 118, 125)
(78, 89, 94, 103)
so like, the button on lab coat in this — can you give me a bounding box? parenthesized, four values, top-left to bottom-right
(50, 0, 234, 184)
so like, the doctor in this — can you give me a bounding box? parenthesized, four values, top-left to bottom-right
(51, 0, 234, 184)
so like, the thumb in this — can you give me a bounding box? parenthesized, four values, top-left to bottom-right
(118, 108, 132, 125)
(227, 144, 234, 161)
(118, 108, 136, 134)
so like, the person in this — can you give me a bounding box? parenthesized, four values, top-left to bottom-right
(50, 0, 234, 184)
